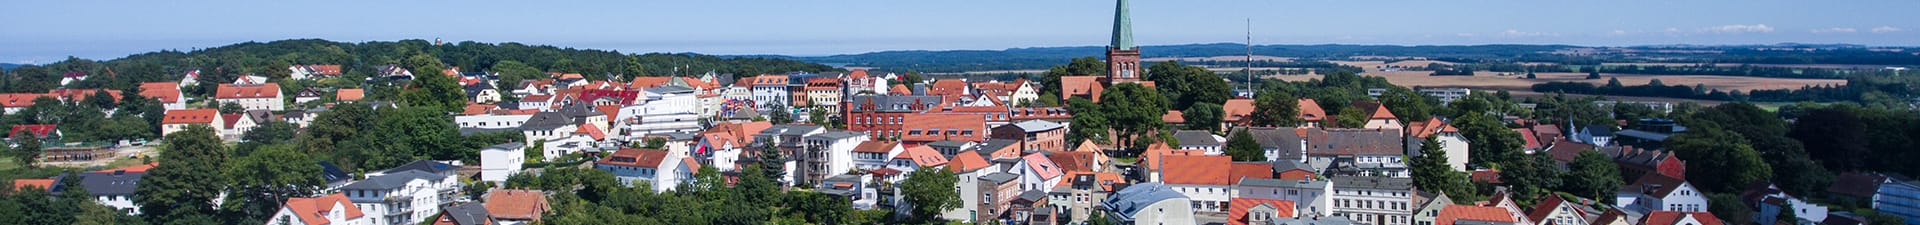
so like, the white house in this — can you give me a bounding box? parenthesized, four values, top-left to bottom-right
(456, 114, 532, 130)
(265, 193, 373, 225)
(1418, 88, 1472, 105)
(1172, 130, 1225, 155)
(1617, 174, 1709, 213)
(632, 86, 701, 135)
(215, 83, 285, 111)
(939, 150, 992, 222)
(160, 109, 222, 137)
(75, 166, 151, 215)
(340, 170, 454, 225)
(1012, 153, 1064, 192)
(1331, 176, 1416, 225)
(1159, 155, 1232, 212)
(138, 82, 187, 110)
(749, 75, 790, 110)
(1408, 118, 1472, 171)
(593, 148, 686, 193)
(478, 142, 526, 183)
(800, 131, 868, 185)
(1236, 178, 1335, 218)
(850, 140, 903, 170)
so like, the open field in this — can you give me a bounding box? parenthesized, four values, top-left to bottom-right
(1309, 61, 1848, 91)
(1601, 62, 1900, 70)
(1143, 55, 1295, 62)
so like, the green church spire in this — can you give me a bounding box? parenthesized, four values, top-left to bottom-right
(1110, 0, 1135, 50)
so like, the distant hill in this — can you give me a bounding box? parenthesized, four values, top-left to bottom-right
(0, 63, 22, 71)
(777, 43, 1580, 73)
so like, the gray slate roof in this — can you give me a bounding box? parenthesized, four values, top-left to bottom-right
(440, 203, 496, 225)
(74, 171, 144, 195)
(1238, 177, 1328, 189)
(1242, 127, 1305, 160)
(1307, 128, 1402, 156)
(482, 142, 525, 152)
(382, 160, 458, 175)
(844, 95, 942, 113)
(1101, 182, 1190, 221)
(341, 170, 446, 190)
(1007, 120, 1064, 133)
(980, 173, 1020, 184)
(805, 131, 866, 141)
(1173, 130, 1220, 147)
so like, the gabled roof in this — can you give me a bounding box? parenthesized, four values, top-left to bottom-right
(598, 148, 670, 168)
(162, 109, 220, 124)
(1621, 174, 1689, 198)
(947, 150, 990, 173)
(12, 178, 54, 191)
(438, 203, 497, 225)
(0, 93, 53, 108)
(1101, 182, 1190, 220)
(1438, 205, 1518, 225)
(750, 74, 788, 86)
(1642, 211, 1723, 225)
(1527, 194, 1574, 224)
(1173, 130, 1221, 147)
(852, 140, 900, 154)
(335, 88, 364, 101)
(1161, 155, 1232, 185)
(574, 123, 605, 140)
(215, 83, 281, 99)
(485, 189, 549, 220)
(1141, 143, 1204, 171)
(1048, 151, 1100, 173)
(139, 82, 183, 103)
(283, 193, 366, 225)
(1298, 98, 1326, 121)
(1828, 173, 1887, 198)
(1222, 99, 1256, 122)
(927, 79, 969, 96)
(1352, 101, 1397, 120)
(1162, 110, 1186, 124)
(1229, 162, 1273, 185)
(340, 170, 446, 191)
(382, 160, 457, 175)
(896, 145, 950, 167)
(1306, 128, 1402, 156)
(1059, 76, 1105, 99)
(1407, 118, 1458, 138)
(1022, 153, 1063, 180)
(1056, 171, 1126, 192)
(9, 124, 56, 138)
(1229, 198, 1296, 225)
(1516, 128, 1544, 149)
(1545, 140, 1596, 163)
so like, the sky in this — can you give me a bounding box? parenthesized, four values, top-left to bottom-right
(2, 0, 1917, 64)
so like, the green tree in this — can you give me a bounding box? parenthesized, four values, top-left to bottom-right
(86, 89, 116, 110)
(767, 104, 793, 124)
(1066, 98, 1109, 145)
(1586, 70, 1601, 79)
(1708, 193, 1754, 225)
(1183, 103, 1224, 133)
(218, 101, 245, 114)
(9, 135, 40, 168)
(1563, 151, 1623, 205)
(374, 106, 464, 165)
(900, 167, 961, 223)
(1502, 153, 1562, 204)
(1334, 106, 1367, 128)
(1147, 61, 1231, 110)
(300, 103, 374, 169)
(221, 144, 324, 225)
(399, 54, 466, 113)
(1378, 87, 1436, 122)
(783, 191, 853, 224)
(1248, 90, 1301, 127)
(236, 121, 298, 156)
(136, 125, 229, 224)
(1667, 121, 1772, 193)
(1410, 136, 1475, 203)
(1224, 130, 1263, 161)
(622, 55, 647, 81)
(1457, 113, 1524, 167)
(642, 137, 667, 149)
(1525, 71, 1537, 79)
(1098, 83, 1166, 151)
(808, 107, 833, 128)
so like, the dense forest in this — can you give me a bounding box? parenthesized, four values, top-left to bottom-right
(0, 39, 840, 94)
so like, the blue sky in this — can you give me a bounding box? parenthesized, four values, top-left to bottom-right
(2, 0, 1916, 63)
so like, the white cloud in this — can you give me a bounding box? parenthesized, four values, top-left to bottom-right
(1456, 33, 1476, 37)
(1703, 24, 1774, 33)
(1498, 29, 1557, 37)
(1609, 30, 1630, 36)
(1872, 26, 1903, 33)
(1810, 27, 1857, 34)
(1664, 28, 1684, 35)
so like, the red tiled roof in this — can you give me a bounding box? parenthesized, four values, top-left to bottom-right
(1228, 198, 1296, 225)
(1048, 151, 1099, 173)
(1229, 162, 1273, 185)
(947, 150, 990, 173)
(162, 109, 220, 124)
(928, 79, 969, 96)
(215, 83, 281, 99)
(1642, 211, 1724, 225)
(895, 145, 950, 167)
(9, 124, 56, 138)
(1516, 128, 1543, 149)
(1625, 174, 1689, 198)
(852, 140, 901, 154)
(1298, 98, 1326, 121)
(520, 94, 551, 102)
(298, 64, 344, 75)
(750, 75, 788, 86)
(1059, 76, 1104, 100)
(901, 113, 987, 142)
(1471, 169, 1503, 184)
(575, 123, 605, 140)
(1161, 155, 1232, 185)
(578, 89, 641, 105)
(598, 148, 670, 168)
(681, 157, 701, 174)
(1527, 194, 1576, 224)
(221, 114, 244, 129)
(1437, 205, 1518, 225)
(462, 104, 498, 115)
(1354, 101, 1397, 120)
(284, 193, 365, 225)
(888, 84, 911, 95)
(47, 89, 123, 104)
(1545, 140, 1595, 163)
(12, 178, 54, 191)
(1054, 171, 1127, 192)
(335, 89, 364, 101)
(1223, 99, 1256, 122)
(485, 189, 549, 220)
(629, 77, 671, 88)
(1142, 143, 1205, 171)
(1163, 110, 1186, 124)
(139, 82, 183, 103)
(0, 93, 53, 108)
(1407, 118, 1458, 138)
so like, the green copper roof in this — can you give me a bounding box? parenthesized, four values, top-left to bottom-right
(1110, 0, 1134, 50)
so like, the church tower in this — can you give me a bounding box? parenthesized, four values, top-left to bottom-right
(1105, 0, 1142, 84)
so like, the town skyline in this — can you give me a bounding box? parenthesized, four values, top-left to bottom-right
(4, 0, 1919, 63)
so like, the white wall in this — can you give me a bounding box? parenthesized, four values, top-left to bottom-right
(480, 148, 525, 182)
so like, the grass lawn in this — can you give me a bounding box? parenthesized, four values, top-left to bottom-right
(102, 156, 147, 169)
(1112, 156, 1139, 164)
(0, 156, 17, 171)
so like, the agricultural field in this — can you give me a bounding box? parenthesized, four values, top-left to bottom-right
(1271, 61, 1852, 95)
